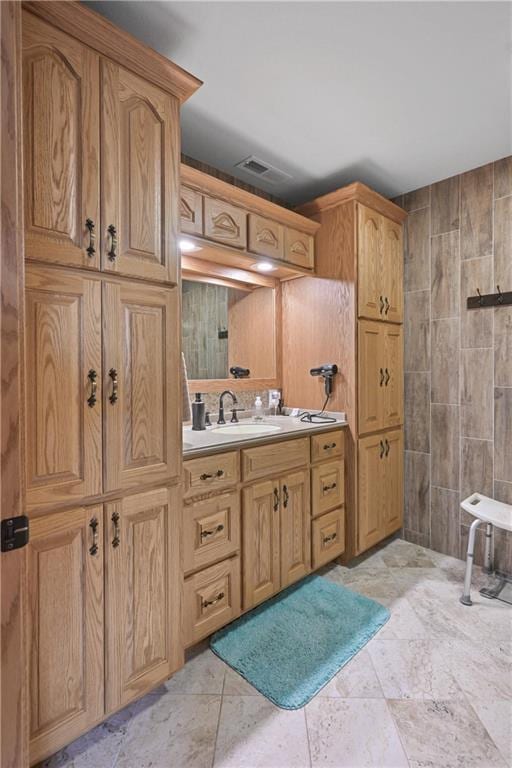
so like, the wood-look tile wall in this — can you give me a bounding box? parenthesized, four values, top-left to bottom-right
(395, 155, 512, 573)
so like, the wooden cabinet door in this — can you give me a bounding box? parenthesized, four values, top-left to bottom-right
(284, 228, 314, 269)
(25, 267, 102, 509)
(203, 195, 247, 249)
(248, 214, 284, 260)
(101, 61, 179, 283)
(280, 470, 311, 589)
(180, 185, 203, 236)
(358, 320, 384, 435)
(28, 507, 104, 764)
(103, 280, 180, 492)
(358, 434, 386, 553)
(242, 480, 280, 609)
(382, 429, 404, 537)
(382, 219, 403, 323)
(358, 205, 384, 321)
(382, 324, 403, 429)
(105, 486, 182, 711)
(22, 12, 100, 270)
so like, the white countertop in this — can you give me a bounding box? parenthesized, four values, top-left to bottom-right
(183, 413, 348, 458)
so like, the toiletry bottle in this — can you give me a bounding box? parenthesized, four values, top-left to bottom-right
(253, 395, 264, 422)
(192, 393, 206, 431)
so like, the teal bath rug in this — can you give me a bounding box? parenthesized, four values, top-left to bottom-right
(210, 574, 389, 709)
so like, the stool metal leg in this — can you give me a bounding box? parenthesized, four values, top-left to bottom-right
(483, 523, 494, 574)
(460, 518, 482, 606)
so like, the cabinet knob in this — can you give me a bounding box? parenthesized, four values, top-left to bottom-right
(323, 442, 337, 450)
(384, 296, 390, 315)
(273, 487, 280, 512)
(323, 532, 337, 544)
(384, 368, 390, 386)
(109, 368, 118, 404)
(200, 469, 224, 481)
(379, 368, 385, 387)
(379, 296, 385, 314)
(322, 482, 337, 493)
(379, 440, 385, 459)
(111, 511, 120, 548)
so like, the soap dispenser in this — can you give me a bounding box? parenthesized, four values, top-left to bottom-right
(192, 393, 206, 431)
(253, 395, 264, 422)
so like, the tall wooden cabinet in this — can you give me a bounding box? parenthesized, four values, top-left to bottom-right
(20, 3, 201, 764)
(289, 184, 407, 558)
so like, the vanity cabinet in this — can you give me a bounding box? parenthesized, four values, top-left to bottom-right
(183, 429, 344, 638)
(358, 204, 403, 323)
(28, 506, 104, 765)
(22, 11, 180, 285)
(358, 320, 403, 436)
(358, 428, 403, 552)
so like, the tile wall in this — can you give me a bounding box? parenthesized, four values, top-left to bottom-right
(394, 156, 512, 573)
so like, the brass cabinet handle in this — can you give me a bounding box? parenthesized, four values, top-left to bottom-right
(273, 487, 280, 512)
(323, 532, 337, 544)
(283, 484, 289, 508)
(384, 368, 390, 386)
(322, 482, 337, 492)
(384, 296, 390, 315)
(385, 439, 390, 457)
(379, 368, 385, 386)
(200, 469, 224, 481)
(109, 368, 118, 404)
(89, 516, 99, 556)
(111, 511, 120, 548)
(379, 295, 385, 314)
(85, 218, 96, 258)
(200, 524, 224, 539)
(87, 369, 98, 408)
(323, 442, 337, 451)
(379, 440, 385, 459)
(107, 224, 117, 261)
(202, 591, 225, 609)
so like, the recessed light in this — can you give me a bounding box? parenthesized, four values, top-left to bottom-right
(179, 238, 200, 253)
(252, 261, 276, 273)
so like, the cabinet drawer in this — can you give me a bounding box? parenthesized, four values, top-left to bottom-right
(242, 437, 309, 482)
(184, 451, 239, 500)
(311, 430, 345, 463)
(204, 195, 247, 249)
(248, 214, 284, 260)
(184, 557, 241, 646)
(312, 460, 344, 517)
(180, 185, 203, 236)
(312, 508, 345, 568)
(183, 492, 240, 574)
(284, 228, 314, 269)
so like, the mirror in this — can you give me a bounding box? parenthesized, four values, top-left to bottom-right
(182, 278, 277, 382)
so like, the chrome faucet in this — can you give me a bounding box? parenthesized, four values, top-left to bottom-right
(217, 390, 238, 425)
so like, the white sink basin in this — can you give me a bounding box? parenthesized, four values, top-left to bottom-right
(213, 423, 282, 436)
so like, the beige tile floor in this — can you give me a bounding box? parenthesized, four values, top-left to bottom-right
(39, 538, 512, 768)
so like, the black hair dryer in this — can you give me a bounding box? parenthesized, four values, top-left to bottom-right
(310, 364, 339, 397)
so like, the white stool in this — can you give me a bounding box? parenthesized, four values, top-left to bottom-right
(460, 493, 512, 606)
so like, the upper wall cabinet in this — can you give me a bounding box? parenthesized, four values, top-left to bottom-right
(180, 165, 319, 274)
(22, 12, 180, 284)
(101, 62, 179, 284)
(22, 13, 100, 270)
(358, 204, 403, 323)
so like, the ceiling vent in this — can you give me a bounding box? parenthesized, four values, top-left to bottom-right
(234, 156, 292, 185)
